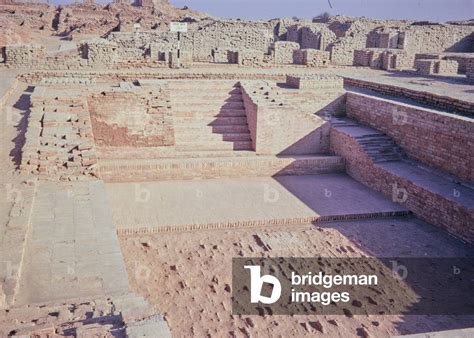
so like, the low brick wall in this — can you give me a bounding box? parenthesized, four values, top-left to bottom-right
(344, 77, 474, 115)
(99, 156, 345, 182)
(330, 128, 474, 243)
(346, 92, 474, 181)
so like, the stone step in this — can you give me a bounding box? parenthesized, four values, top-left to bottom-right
(175, 132, 251, 142)
(176, 140, 253, 151)
(99, 155, 346, 182)
(173, 109, 246, 117)
(174, 116, 248, 126)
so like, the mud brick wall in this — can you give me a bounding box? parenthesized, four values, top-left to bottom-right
(436, 60, 459, 75)
(286, 74, 343, 90)
(346, 92, 474, 181)
(83, 39, 118, 65)
(237, 50, 265, 67)
(404, 25, 474, 53)
(330, 128, 474, 244)
(303, 49, 330, 67)
(241, 81, 330, 155)
(353, 49, 385, 68)
(88, 84, 174, 147)
(273, 41, 300, 64)
(415, 59, 459, 75)
(169, 50, 192, 68)
(415, 59, 436, 75)
(4, 44, 46, 67)
(417, 53, 474, 74)
(344, 77, 474, 115)
(382, 50, 415, 70)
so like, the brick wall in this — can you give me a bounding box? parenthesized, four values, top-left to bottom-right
(330, 128, 474, 243)
(88, 84, 174, 147)
(344, 78, 474, 115)
(346, 92, 474, 181)
(241, 80, 330, 155)
(273, 41, 300, 64)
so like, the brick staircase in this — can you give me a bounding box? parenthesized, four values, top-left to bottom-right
(330, 118, 474, 243)
(169, 80, 253, 152)
(97, 80, 347, 182)
(355, 134, 405, 163)
(331, 118, 405, 163)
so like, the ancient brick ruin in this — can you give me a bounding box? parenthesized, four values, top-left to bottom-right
(0, 1, 473, 337)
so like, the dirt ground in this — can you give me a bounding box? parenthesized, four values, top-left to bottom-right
(119, 221, 474, 337)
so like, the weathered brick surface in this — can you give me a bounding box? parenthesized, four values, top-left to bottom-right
(330, 127, 474, 243)
(273, 41, 300, 64)
(88, 83, 174, 147)
(346, 92, 474, 181)
(21, 87, 99, 180)
(353, 49, 385, 68)
(415, 59, 459, 75)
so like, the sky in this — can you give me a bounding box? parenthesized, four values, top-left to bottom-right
(51, 0, 474, 22)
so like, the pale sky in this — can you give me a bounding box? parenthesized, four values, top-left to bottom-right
(50, 0, 474, 22)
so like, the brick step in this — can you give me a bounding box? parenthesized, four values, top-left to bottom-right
(364, 147, 401, 152)
(99, 155, 345, 182)
(168, 86, 241, 94)
(173, 109, 246, 117)
(355, 135, 387, 140)
(169, 93, 243, 102)
(173, 124, 250, 133)
(359, 142, 396, 147)
(173, 101, 245, 110)
(175, 132, 251, 142)
(174, 116, 248, 126)
(175, 140, 253, 151)
(357, 138, 393, 142)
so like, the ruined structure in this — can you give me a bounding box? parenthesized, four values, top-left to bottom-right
(0, 1, 473, 337)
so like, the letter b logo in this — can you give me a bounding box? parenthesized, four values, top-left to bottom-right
(244, 265, 282, 304)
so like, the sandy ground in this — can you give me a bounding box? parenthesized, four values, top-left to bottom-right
(119, 220, 474, 337)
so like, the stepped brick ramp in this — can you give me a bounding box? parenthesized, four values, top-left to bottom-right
(106, 174, 409, 234)
(169, 80, 253, 152)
